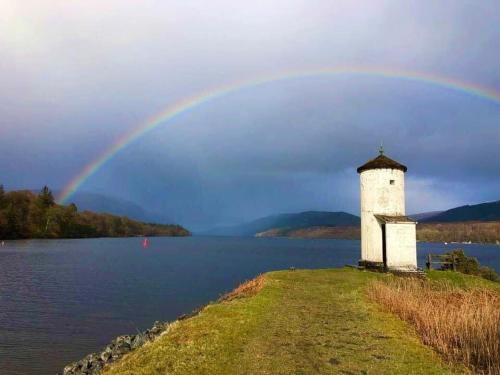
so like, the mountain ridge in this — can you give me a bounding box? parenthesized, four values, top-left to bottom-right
(202, 200, 500, 238)
(202, 211, 360, 236)
(49, 191, 175, 224)
(422, 201, 500, 223)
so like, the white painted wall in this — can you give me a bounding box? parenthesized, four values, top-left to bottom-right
(385, 223, 417, 269)
(359, 168, 405, 263)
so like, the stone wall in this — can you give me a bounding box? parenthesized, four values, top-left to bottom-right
(385, 222, 417, 270)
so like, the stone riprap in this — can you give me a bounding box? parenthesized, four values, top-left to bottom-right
(59, 321, 169, 375)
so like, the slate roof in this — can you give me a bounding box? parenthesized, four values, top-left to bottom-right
(374, 214, 417, 223)
(357, 154, 408, 173)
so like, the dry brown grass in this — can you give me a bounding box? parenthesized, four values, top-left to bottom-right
(367, 278, 500, 374)
(287, 226, 360, 239)
(219, 274, 266, 302)
(417, 221, 500, 244)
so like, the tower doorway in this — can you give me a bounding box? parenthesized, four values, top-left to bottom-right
(381, 224, 387, 268)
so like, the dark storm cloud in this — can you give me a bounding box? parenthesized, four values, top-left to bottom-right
(82, 78, 499, 229)
(0, 1, 499, 229)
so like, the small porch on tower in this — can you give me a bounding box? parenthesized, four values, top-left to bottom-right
(374, 215, 417, 271)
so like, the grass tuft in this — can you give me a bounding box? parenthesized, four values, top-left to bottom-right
(219, 274, 266, 302)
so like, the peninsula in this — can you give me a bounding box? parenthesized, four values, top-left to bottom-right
(62, 268, 497, 375)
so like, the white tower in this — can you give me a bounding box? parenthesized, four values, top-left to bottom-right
(357, 147, 417, 271)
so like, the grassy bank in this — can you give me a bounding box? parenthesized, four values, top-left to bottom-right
(368, 272, 499, 374)
(102, 268, 470, 375)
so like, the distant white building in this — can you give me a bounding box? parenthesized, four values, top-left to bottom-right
(357, 147, 417, 271)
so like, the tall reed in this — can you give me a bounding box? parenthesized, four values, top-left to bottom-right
(367, 278, 499, 374)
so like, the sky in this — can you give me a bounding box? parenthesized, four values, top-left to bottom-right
(1, 1, 499, 230)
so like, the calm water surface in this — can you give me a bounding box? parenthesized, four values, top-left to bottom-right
(0, 236, 498, 375)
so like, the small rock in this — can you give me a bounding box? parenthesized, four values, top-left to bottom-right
(131, 333, 146, 349)
(63, 362, 78, 375)
(150, 321, 164, 334)
(100, 349, 112, 363)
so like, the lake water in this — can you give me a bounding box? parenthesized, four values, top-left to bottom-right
(0, 236, 498, 375)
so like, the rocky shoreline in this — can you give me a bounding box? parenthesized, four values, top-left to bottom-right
(58, 304, 204, 375)
(58, 277, 258, 375)
(58, 320, 170, 375)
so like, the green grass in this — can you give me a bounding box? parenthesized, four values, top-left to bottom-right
(426, 269, 500, 289)
(103, 268, 463, 375)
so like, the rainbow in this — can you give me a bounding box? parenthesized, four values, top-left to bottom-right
(58, 66, 500, 203)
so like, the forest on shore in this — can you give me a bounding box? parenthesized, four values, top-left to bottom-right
(258, 222, 500, 244)
(0, 185, 190, 240)
(416, 221, 499, 244)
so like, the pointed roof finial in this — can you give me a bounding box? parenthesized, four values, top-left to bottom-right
(357, 145, 407, 173)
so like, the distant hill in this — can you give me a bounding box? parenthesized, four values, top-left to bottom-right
(410, 211, 444, 221)
(203, 201, 500, 243)
(55, 192, 174, 224)
(204, 211, 360, 237)
(256, 226, 360, 239)
(422, 201, 500, 223)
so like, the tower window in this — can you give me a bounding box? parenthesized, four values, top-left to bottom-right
(390, 180, 395, 185)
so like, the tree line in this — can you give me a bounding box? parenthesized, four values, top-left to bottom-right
(417, 222, 500, 244)
(272, 222, 500, 244)
(0, 185, 190, 240)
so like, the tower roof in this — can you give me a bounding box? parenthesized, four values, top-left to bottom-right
(374, 214, 416, 223)
(357, 151, 408, 173)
